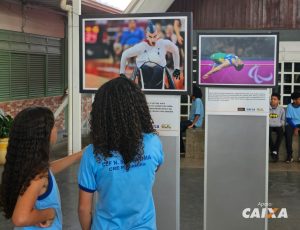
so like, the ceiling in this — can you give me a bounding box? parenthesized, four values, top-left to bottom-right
(5, 0, 175, 15)
(6, 0, 121, 15)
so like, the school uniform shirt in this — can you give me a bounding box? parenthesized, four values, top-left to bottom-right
(269, 105, 285, 127)
(189, 98, 204, 127)
(286, 103, 300, 128)
(78, 133, 164, 230)
(14, 170, 62, 230)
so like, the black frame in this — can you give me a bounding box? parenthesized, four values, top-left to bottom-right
(79, 12, 193, 95)
(197, 32, 279, 88)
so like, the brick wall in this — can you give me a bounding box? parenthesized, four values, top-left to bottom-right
(0, 95, 93, 134)
(0, 96, 65, 129)
(81, 95, 92, 134)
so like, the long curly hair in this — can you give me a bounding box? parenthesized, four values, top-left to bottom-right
(0, 107, 54, 219)
(91, 77, 156, 169)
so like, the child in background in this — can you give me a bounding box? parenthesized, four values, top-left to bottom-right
(180, 84, 204, 155)
(0, 107, 83, 229)
(269, 93, 285, 161)
(78, 77, 164, 230)
(285, 92, 300, 163)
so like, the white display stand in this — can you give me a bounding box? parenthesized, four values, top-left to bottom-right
(147, 95, 181, 230)
(204, 88, 270, 230)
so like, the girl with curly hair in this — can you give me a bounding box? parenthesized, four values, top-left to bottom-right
(78, 77, 164, 230)
(0, 107, 83, 229)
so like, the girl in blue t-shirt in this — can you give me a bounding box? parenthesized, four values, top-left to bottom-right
(0, 107, 83, 229)
(78, 77, 164, 230)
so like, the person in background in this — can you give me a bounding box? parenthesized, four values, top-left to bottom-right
(113, 20, 145, 64)
(269, 93, 285, 161)
(173, 19, 183, 46)
(120, 20, 145, 50)
(165, 24, 177, 44)
(285, 92, 300, 163)
(154, 21, 165, 39)
(180, 84, 204, 156)
(78, 77, 164, 230)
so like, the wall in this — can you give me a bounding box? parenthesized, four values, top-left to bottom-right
(0, 94, 93, 136)
(0, 1, 65, 38)
(81, 95, 92, 135)
(0, 2, 95, 140)
(168, 0, 300, 29)
(0, 96, 65, 129)
(279, 41, 300, 61)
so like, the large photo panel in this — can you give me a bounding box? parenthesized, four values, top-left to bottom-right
(80, 13, 192, 95)
(198, 33, 278, 87)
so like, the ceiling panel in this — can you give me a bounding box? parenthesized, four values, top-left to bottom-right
(5, 0, 119, 15)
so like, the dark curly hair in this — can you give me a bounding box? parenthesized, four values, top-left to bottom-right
(192, 84, 202, 99)
(0, 107, 54, 219)
(91, 77, 156, 169)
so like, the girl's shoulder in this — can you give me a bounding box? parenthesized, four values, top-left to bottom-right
(84, 144, 94, 154)
(82, 144, 105, 163)
(143, 132, 158, 139)
(19, 171, 49, 199)
(33, 171, 49, 185)
(37, 171, 53, 200)
(82, 144, 97, 159)
(143, 133, 161, 145)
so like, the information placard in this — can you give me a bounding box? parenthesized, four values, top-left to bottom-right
(147, 95, 180, 134)
(206, 88, 269, 114)
(146, 95, 180, 230)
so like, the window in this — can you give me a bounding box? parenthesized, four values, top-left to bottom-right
(0, 30, 64, 102)
(278, 62, 300, 106)
(180, 46, 200, 121)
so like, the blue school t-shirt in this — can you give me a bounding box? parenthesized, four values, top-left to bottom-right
(14, 170, 62, 230)
(286, 103, 300, 127)
(189, 98, 204, 127)
(78, 133, 164, 230)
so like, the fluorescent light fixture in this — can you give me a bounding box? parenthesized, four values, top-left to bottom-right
(95, 0, 132, 11)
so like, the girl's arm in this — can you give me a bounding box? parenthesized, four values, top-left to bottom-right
(78, 189, 94, 230)
(12, 176, 55, 227)
(50, 149, 83, 174)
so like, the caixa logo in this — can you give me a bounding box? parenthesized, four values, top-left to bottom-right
(242, 208, 288, 219)
(161, 124, 171, 129)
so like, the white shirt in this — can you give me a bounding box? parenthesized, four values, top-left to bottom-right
(120, 39, 180, 74)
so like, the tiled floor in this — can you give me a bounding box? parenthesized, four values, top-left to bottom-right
(1, 141, 300, 229)
(181, 156, 300, 170)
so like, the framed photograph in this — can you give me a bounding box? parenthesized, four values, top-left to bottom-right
(198, 33, 278, 87)
(80, 12, 192, 94)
